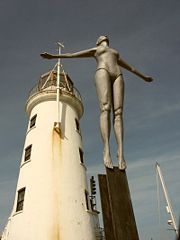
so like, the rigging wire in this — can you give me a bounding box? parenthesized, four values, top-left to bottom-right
(41, 63, 58, 89)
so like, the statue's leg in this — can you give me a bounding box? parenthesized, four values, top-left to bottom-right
(95, 69, 113, 169)
(112, 75, 126, 170)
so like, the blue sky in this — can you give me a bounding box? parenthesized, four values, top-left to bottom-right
(0, 0, 180, 239)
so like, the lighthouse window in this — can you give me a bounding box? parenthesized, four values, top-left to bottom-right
(85, 190, 90, 210)
(24, 145, 32, 162)
(75, 119, 80, 132)
(16, 188, 26, 212)
(79, 148, 84, 164)
(30, 114, 37, 129)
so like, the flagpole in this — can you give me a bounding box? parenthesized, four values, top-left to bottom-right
(54, 42, 64, 133)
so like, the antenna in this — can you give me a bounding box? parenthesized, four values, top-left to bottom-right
(54, 42, 64, 133)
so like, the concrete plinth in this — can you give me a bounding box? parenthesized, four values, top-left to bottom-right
(98, 167, 139, 240)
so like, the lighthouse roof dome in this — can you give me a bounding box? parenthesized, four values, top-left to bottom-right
(28, 70, 82, 102)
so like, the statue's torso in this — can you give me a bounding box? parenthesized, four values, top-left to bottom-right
(95, 46, 122, 78)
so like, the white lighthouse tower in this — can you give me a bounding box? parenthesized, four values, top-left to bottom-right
(1, 66, 100, 239)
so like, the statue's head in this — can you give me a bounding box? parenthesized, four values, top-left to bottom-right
(96, 36, 109, 46)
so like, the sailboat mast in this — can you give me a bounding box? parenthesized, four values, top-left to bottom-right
(156, 162, 179, 237)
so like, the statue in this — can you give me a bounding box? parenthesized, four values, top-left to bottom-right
(41, 36, 153, 170)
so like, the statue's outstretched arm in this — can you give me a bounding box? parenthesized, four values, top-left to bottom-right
(118, 58, 153, 82)
(41, 48, 97, 59)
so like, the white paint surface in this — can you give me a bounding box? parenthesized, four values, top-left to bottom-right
(2, 87, 98, 240)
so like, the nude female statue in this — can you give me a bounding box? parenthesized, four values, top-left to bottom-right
(41, 36, 153, 170)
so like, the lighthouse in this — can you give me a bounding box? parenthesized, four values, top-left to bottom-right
(1, 67, 100, 240)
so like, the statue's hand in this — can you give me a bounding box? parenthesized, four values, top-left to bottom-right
(40, 52, 54, 59)
(144, 76, 154, 82)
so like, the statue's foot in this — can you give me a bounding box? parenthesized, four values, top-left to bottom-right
(103, 151, 113, 169)
(118, 160, 126, 170)
(117, 152, 126, 170)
